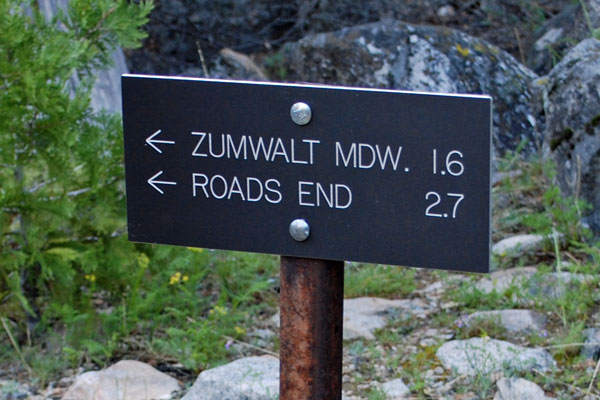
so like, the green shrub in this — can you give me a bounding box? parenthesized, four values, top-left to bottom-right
(0, 0, 152, 337)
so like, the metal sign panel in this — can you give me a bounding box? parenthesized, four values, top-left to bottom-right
(122, 75, 492, 272)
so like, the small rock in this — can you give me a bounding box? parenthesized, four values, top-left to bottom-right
(62, 360, 180, 400)
(494, 377, 549, 400)
(436, 5, 456, 18)
(492, 170, 523, 186)
(436, 338, 555, 376)
(181, 356, 278, 400)
(381, 378, 410, 398)
(582, 328, 600, 360)
(462, 309, 546, 334)
(492, 234, 547, 257)
(475, 267, 592, 300)
(455, 393, 480, 400)
(248, 329, 276, 347)
(528, 271, 591, 299)
(343, 297, 429, 340)
(420, 338, 438, 347)
(211, 48, 268, 81)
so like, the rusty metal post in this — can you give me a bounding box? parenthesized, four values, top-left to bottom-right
(279, 256, 344, 399)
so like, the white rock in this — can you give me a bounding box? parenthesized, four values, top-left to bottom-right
(494, 377, 549, 400)
(381, 378, 410, 398)
(182, 356, 278, 400)
(492, 234, 546, 257)
(475, 267, 538, 294)
(62, 360, 180, 400)
(436, 338, 555, 376)
(463, 309, 546, 334)
(183, 357, 352, 400)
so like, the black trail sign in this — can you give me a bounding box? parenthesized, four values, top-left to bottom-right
(122, 75, 492, 273)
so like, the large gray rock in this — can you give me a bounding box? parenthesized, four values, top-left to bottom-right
(462, 309, 546, 334)
(527, 0, 600, 75)
(436, 338, 555, 376)
(494, 377, 549, 400)
(62, 360, 180, 400)
(280, 20, 540, 156)
(541, 38, 600, 233)
(181, 356, 279, 400)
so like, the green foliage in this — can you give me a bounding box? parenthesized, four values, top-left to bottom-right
(494, 149, 593, 270)
(520, 169, 591, 243)
(366, 387, 387, 400)
(0, 0, 151, 339)
(448, 280, 523, 312)
(263, 52, 288, 81)
(134, 249, 278, 371)
(456, 315, 509, 341)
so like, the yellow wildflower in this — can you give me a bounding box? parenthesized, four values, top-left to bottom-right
(210, 305, 227, 316)
(234, 326, 246, 335)
(84, 274, 96, 283)
(137, 253, 150, 269)
(187, 247, 204, 253)
(456, 44, 470, 57)
(169, 272, 181, 285)
(182, 275, 189, 282)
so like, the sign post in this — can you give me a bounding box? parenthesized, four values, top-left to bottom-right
(280, 257, 344, 399)
(122, 75, 492, 399)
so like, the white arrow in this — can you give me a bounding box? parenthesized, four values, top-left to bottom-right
(147, 171, 177, 195)
(146, 129, 175, 153)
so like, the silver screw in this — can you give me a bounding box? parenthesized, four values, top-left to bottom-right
(289, 219, 310, 241)
(290, 102, 312, 126)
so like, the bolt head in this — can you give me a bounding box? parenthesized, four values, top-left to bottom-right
(289, 219, 310, 241)
(290, 102, 312, 126)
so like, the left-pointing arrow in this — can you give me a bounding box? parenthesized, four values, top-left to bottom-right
(147, 171, 177, 195)
(146, 129, 175, 153)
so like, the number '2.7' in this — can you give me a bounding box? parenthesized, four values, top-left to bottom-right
(425, 192, 464, 218)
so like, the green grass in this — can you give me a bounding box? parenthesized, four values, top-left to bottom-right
(1, 248, 280, 380)
(345, 263, 416, 298)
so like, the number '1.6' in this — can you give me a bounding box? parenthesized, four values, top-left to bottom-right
(432, 149, 465, 176)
